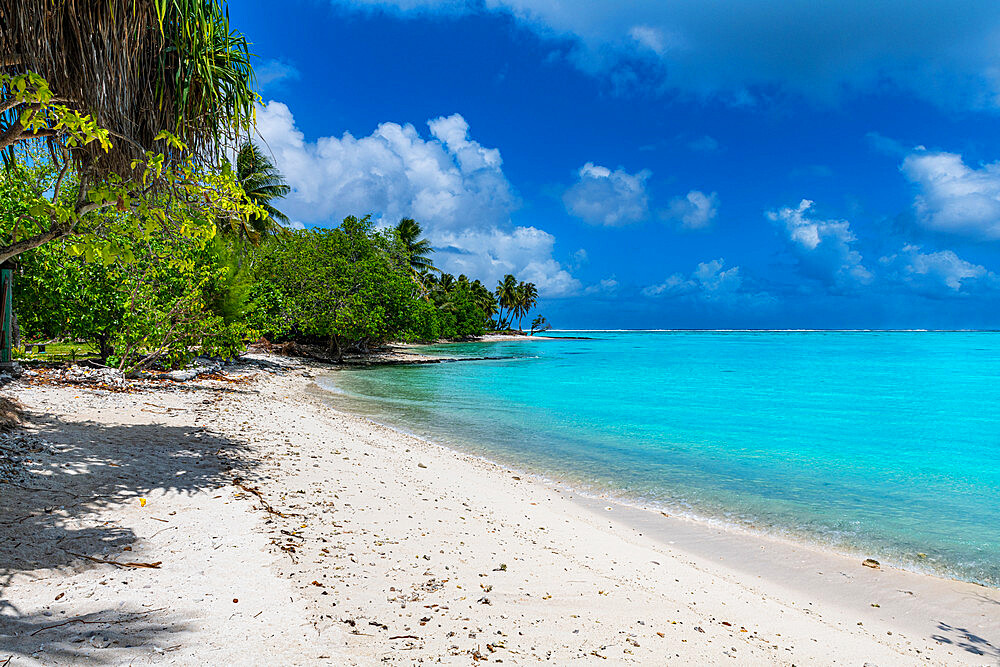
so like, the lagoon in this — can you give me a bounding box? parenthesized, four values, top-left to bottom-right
(320, 331, 1000, 586)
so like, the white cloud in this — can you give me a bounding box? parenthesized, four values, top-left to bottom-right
(628, 25, 672, 56)
(767, 199, 872, 289)
(336, 0, 1000, 108)
(562, 162, 651, 226)
(433, 226, 581, 296)
(664, 190, 719, 229)
(256, 101, 578, 296)
(879, 245, 996, 295)
(583, 276, 619, 296)
(642, 258, 773, 306)
(901, 150, 1000, 240)
(257, 101, 517, 229)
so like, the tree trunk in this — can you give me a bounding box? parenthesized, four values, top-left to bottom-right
(97, 332, 113, 363)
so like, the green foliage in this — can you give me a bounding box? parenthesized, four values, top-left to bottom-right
(530, 315, 551, 335)
(492, 274, 538, 331)
(225, 141, 291, 245)
(423, 273, 490, 339)
(249, 216, 423, 356)
(395, 217, 437, 276)
(4, 161, 252, 371)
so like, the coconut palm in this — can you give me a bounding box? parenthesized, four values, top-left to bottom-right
(395, 218, 437, 276)
(513, 281, 538, 332)
(231, 141, 290, 243)
(495, 274, 519, 330)
(471, 280, 497, 324)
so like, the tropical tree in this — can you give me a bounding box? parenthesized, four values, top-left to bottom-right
(530, 315, 550, 336)
(395, 218, 436, 277)
(229, 141, 290, 244)
(471, 279, 497, 323)
(495, 274, 518, 330)
(0, 0, 259, 361)
(250, 216, 419, 359)
(513, 281, 538, 332)
(0, 1, 258, 261)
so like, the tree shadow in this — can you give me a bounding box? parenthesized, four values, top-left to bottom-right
(931, 620, 1000, 661)
(0, 403, 257, 662)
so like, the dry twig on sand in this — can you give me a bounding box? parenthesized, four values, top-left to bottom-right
(29, 609, 164, 636)
(64, 550, 162, 569)
(233, 477, 298, 518)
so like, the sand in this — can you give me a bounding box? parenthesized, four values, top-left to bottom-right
(1, 353, 998, 665)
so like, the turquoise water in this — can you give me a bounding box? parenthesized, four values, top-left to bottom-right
(318, 331, 1000, 586)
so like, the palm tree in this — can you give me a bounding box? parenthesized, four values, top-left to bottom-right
(395, 218, 437, 276)
(231, 141, 290, 244)
(438, 273, 455, 292)
(513, 281, 538, 333)
(472, 280, 497, 324)
(530, 315, 550, 336)
(495, 274, 518, 331)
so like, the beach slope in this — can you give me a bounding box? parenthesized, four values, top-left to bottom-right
(1, 354, 997, 664)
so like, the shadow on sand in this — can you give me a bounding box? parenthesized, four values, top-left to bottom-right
(0, 403, 257, 663)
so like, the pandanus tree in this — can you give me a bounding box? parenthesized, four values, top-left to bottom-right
(0, 0, 258, 250)
(0, 0, 259, 360)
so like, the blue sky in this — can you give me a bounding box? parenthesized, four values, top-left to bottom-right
(231, 0, 1000, 328)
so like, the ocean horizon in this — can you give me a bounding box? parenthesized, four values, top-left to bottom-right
(318, 330, 1000, 587)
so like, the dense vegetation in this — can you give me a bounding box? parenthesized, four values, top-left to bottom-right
(2, 154, 544, 369)
(0, 2, 544, 372)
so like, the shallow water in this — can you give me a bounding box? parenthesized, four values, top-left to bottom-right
(317, 331, 1000, 586)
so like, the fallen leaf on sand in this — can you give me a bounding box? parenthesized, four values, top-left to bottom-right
(139, 498, 147, 507)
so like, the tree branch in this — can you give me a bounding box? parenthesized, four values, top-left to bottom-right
(51, 156, 71, 203)
(0, 225, 72, 265)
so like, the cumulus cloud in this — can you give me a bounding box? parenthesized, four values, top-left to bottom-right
(256, 101, 578, 296)
(879, 245, 996, 296)
(767, 199, 872, 289)
(335, 0, 1000, 108)
(901, 150, 1000, 240)
(642, 258, 773, 306)
(432, 226, 581, 296)
(664, 190, 719, 229)
(562, 162, 650, 226)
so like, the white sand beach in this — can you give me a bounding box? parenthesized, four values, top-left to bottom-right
(2, 354, 998, 665)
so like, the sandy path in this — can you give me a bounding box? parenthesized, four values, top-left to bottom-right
(1, 354, 997, 664)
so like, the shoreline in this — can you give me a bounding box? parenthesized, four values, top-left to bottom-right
(314, 361, 992, 590)
(2, 352, 998, 664)
(307, 374, 1000, 643)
